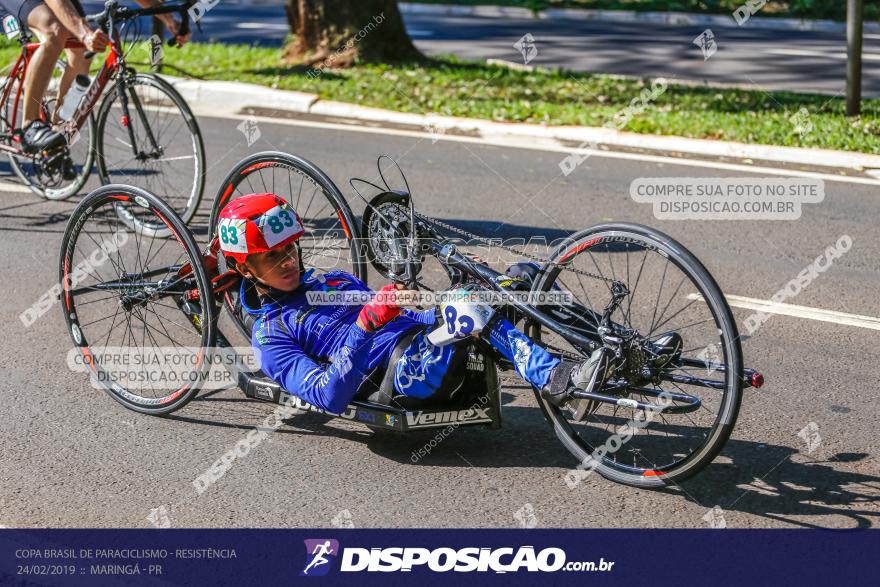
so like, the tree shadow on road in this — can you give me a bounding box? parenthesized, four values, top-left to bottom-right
(671, 444, 880, 529)
(179, 387, 880, 528)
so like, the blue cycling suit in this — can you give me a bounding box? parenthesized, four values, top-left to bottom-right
(245, 269, 560, 414)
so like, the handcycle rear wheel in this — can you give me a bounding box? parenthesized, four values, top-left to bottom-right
(209, 151, 367, 340)
(60, 184, 217, 415)
(528, 223, 743, 488)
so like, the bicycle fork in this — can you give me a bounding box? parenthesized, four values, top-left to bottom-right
(117, 78, 161, 160)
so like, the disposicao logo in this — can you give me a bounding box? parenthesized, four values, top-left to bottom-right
(301, 539, 340, 576)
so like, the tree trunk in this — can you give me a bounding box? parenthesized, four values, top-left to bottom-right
(284, 0, 424, 66)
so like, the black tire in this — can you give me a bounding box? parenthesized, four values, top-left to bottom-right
(95, 73, 205, 233)
(529, 223, 743, 488)
(1, 62, 95, 200)
(60, 184, 217, 415)
(209, 151, 367, 339)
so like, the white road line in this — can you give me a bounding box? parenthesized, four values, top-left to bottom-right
(687, 293, 880, 331)
(201, 111, 880, 187)
(0, 180, 33, 193)
(767, 48, 880, 61)
(155, 155, 196, 162)
(236, 23, 289, 30)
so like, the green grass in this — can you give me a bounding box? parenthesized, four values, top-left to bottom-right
(2, 40, 877, 154)
(169, 43, 880, 154)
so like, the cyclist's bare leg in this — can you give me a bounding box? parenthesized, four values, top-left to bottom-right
(53, 47, 89, 123)
(23, 6, 70, 126)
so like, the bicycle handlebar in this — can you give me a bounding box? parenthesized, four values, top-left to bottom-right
(84, 0, 195, 58)
(167, 3, 191, 48)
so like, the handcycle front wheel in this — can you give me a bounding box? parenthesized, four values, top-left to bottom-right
(95, 73, 206, 235)
(528, 223, 743, 488)
(60, 184, 217, 415)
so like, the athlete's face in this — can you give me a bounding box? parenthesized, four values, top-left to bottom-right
(241, 241, 302, 291)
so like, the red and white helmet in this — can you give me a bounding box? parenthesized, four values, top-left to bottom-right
(217, 193, 304, 265)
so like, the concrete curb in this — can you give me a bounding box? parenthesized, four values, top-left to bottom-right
(163, 75, 880, 172)
(400, 2, 880, 34)
(169, 78, 319, 113)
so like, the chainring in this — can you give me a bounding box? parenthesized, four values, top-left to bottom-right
(38, 148, 72, 186)
(362, 191, 424, 279)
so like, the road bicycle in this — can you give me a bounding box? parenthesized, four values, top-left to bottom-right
(0, 0, 204, 228)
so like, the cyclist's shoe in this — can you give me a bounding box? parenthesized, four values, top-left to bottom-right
(541, 348, 608, 408)
(648, 332, 683, 370)
(21, 120, 66, 154)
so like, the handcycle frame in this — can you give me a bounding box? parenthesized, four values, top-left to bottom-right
(175, 228, 763, 435)
(227, 330, 506, 434)
(0, 0, 193, 157)
(83, 254, 507, 433)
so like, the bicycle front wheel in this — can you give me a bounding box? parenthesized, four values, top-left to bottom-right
(96, 73, 205, 230)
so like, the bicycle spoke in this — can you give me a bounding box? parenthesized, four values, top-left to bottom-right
(532, 230, 735, 481)
(100, 79, 201, 221)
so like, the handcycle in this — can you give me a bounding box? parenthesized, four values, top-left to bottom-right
(0, 0, 204, 224)
(59, 151, 764, 488)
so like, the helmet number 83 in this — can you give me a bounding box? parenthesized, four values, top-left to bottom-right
(219, 224, 238, 245)
(267, 210, 295, 234)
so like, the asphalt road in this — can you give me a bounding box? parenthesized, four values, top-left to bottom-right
(74, 1, 880, 98)
(403, 12, 880, 97)
(0, 112, 878, 529)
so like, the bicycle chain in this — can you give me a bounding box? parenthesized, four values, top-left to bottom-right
(412, 210, 617, 285)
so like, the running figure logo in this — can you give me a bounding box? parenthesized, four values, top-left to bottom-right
(300, 539, 340, 576)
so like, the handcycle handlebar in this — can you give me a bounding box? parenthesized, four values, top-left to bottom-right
(84, 0, 195, 58)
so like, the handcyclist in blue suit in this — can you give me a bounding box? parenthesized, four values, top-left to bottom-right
(216, 193, 603, 414)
